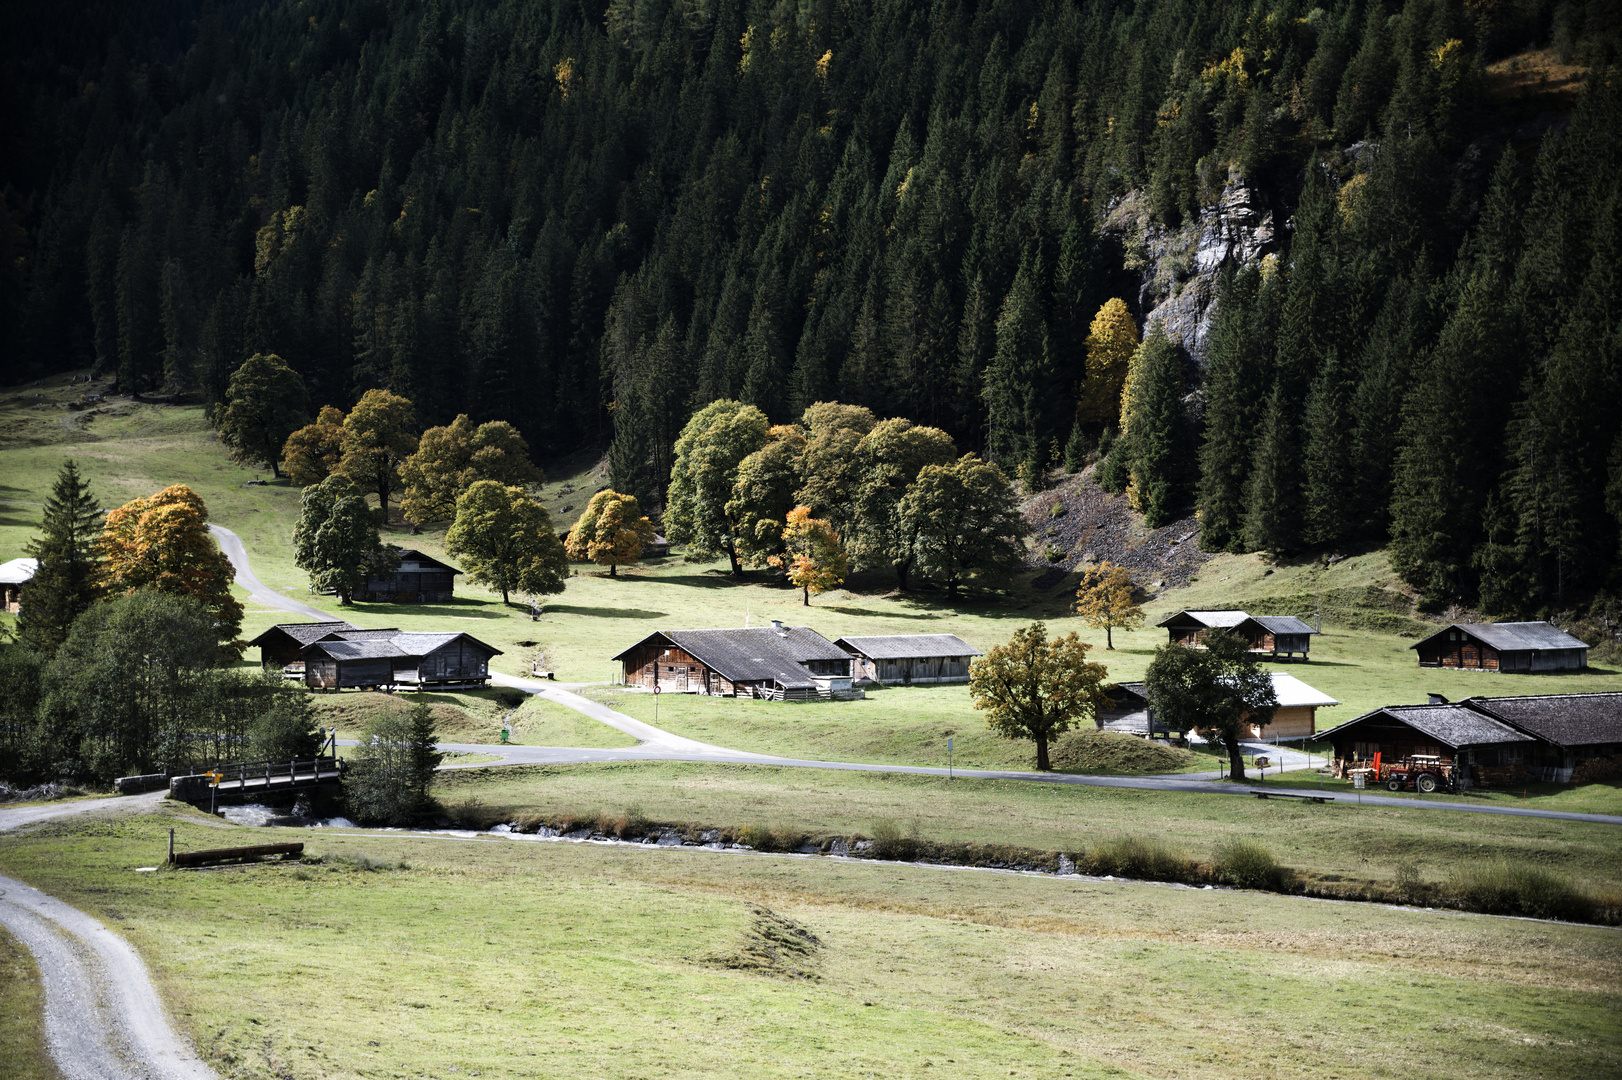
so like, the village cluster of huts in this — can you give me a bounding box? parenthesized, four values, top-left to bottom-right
(612, 624, 983, 701)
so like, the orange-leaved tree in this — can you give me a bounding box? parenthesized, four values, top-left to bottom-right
(98, 484, 245, 659)
(1073, 561, 1145, 649)
(564, 490, 656, 577)
(771, 505, 848, 605)
(282, 405, 347, 486)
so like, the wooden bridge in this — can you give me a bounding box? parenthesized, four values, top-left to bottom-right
(170, 754, 343, 806)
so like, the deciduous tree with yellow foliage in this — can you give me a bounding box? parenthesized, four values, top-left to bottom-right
(98, 484, 244, 659)
(1075, 299, 1138, 428)
(771, 505, 848, 605)
(1073, 561, 1145, 649)
(565, 490, 656, 577)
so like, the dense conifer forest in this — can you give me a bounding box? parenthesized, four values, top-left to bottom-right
(2, 0, 1620, 614)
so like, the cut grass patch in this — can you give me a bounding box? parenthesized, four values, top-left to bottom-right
(0, 925, 61, 1080)
(2, 805, 1619, 1080)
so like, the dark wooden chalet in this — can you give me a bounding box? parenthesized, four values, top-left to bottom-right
(0, 557, 36, 615)
(247, 621, 399, 673)
(300, 631, 501, 690)
(1411, 622, 1588, 672)
(614, 623, 859, 701)
(1156, 610, 1318, 660)
(363, 548, 461, 603)
(833, 634, 982, 685)
(1319, 691, 1622, 787)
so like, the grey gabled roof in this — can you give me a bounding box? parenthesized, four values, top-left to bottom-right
(1316, 703, 1535, 749)
(1469, 693, 1622, 748)
(388, 548, 462, 574)
(1411, 621, 1588, 652)
(832, 634, 983, 660)
(332, 627, 403, 641)
(391, 631, 502, 657)
(615, 626, 847, 689)
(0, 557, 38, 584)
(304, 639, 408, 661)
(247, 621, 361, 648)
(1156, 609, 1249, 628)
(1247, 615, 1319, 636)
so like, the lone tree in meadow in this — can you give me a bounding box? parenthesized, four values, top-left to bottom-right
(446, 481, 568, 605)
(969, 622, 1111, 771)
(1142, 629, 1278, 782)
(98, 484, 244, 660)
(216, 353, 310, 478)
(565, 489, 656, 577)
(19, 460, 103, 656)
(292, 475, 397, 604)
(771, 506, 849, 605)
(900, 454, 1027, 601)
(1073, 561, 1146, 649)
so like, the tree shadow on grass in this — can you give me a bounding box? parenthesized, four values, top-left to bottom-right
(353, 599, 512, 620)
(546, 604, 668, 619)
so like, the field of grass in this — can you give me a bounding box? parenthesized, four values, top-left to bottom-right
(0, 927, 59, 1080)
(431, 761, 1622, 894)
(1, 803, 1617, 1080)
(306, 687, 636, 749)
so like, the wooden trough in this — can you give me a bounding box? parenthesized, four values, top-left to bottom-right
(170, 842, 304, 868)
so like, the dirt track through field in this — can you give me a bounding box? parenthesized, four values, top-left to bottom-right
(0, 793, 220, 1080)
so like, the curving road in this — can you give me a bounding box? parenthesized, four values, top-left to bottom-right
(0, 793, 221, 1080)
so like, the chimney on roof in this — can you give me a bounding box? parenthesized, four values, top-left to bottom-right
(771, 619, 787, 635)
(1428, 693, 1448, 705)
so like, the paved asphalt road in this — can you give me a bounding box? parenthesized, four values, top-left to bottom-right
(0, 793, 221, 1080)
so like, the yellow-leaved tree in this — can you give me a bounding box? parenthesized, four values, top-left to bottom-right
(1075, 299, 1138, 427)
(1073, 561, 1145, 650)
(969, 622, 1111, 771)
(564, 490, 656, 577)
(98, 484, 245, 659)
(281, 405, 347, 486)
(771, 505, 849, 605)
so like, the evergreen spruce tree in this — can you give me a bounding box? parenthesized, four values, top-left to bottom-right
(1124, 328, 1191, 529)
(1196, 266, 1265, 552)
(1302, 350, 1355, 549)
(19, 461, 103, 656)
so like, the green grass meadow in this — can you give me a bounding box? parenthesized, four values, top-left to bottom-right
(1, 803, 1618, 1080)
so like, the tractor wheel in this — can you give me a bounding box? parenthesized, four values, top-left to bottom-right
(1387, 778, 1402, 791)
(1416, 773, 1438, 794)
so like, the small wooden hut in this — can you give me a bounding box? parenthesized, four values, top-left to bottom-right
(614, 624, 858, 700)
(363, 548, 461, 603)
(1156, 610, 1318, 660)
(1410, 622, 1588, 672)
(833, 634, 982, 686)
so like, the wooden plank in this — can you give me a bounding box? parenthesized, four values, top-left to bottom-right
(171, 842, 304, 867)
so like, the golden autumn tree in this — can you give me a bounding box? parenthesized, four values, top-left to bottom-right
(281, 405, 347, 486)
(400, 415, 544, 528)
(969, 622, 1111, 771)
(564, 489, 656, 577)
(771, 505, 849, 605)
(1073, 561, 1146, 649)
(1075, 299, 1138, 427)
(98, 484, 245, 659)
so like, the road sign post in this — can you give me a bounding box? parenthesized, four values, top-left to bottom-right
(948, 736, 953, 781)
(653, 682, 661, 727)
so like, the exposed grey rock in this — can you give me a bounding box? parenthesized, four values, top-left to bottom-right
(828, 838, 850, 856)
(700, 828, 720, 842)
(656, 831, 684, 847)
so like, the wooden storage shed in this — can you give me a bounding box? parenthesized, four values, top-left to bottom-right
(363, 548, 461, 603)
(247, 621, 401, 674)
(0, 557, 36, 615)
(1156, 610, 1319, 660)
(302, 639, 408, 690)
(389, 632, 502, 688)
(1318, 703, 1537, 788)
(300, 631, 501, 690)
(1410, 622, 1588, 672)
(833, 634, 983, 686)
(614, 624, 859, 700)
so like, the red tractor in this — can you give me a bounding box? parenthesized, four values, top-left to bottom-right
(1381, 754, 1455, 794)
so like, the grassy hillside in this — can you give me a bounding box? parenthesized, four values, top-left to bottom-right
(1, 805, 1617, 1080)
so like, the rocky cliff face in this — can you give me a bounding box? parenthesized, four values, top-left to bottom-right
(1102, 177, 1284, 366)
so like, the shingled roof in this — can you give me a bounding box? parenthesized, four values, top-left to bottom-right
(1156, 609, 1250, 628)
(300, 631, 501, 662)
(246, 620, 363, 648)
(1469, 693, 1622, 748)
(615, 626, 848, 690)
(1411, 621, 1587, 652)
(305, 639, 408, 661)
(832, 634, 983, 660)
(1248, 615, 1319, 636)
(1317, 704, 1535, 749)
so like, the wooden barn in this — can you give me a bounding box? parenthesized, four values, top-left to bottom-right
(1320, 692, 1622, 787)
(0, 557, 36, 615)
(363, 548, 461, 603)
(300, 631, 501, 690)
(246, 621, 398, 674)
(1410, 622, 1588, 672)
(833, 634, 982, 686)
(1098, 673, 1337, 741)
(613, 623, 860, 701)
(1156, 610, 1318, 660)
